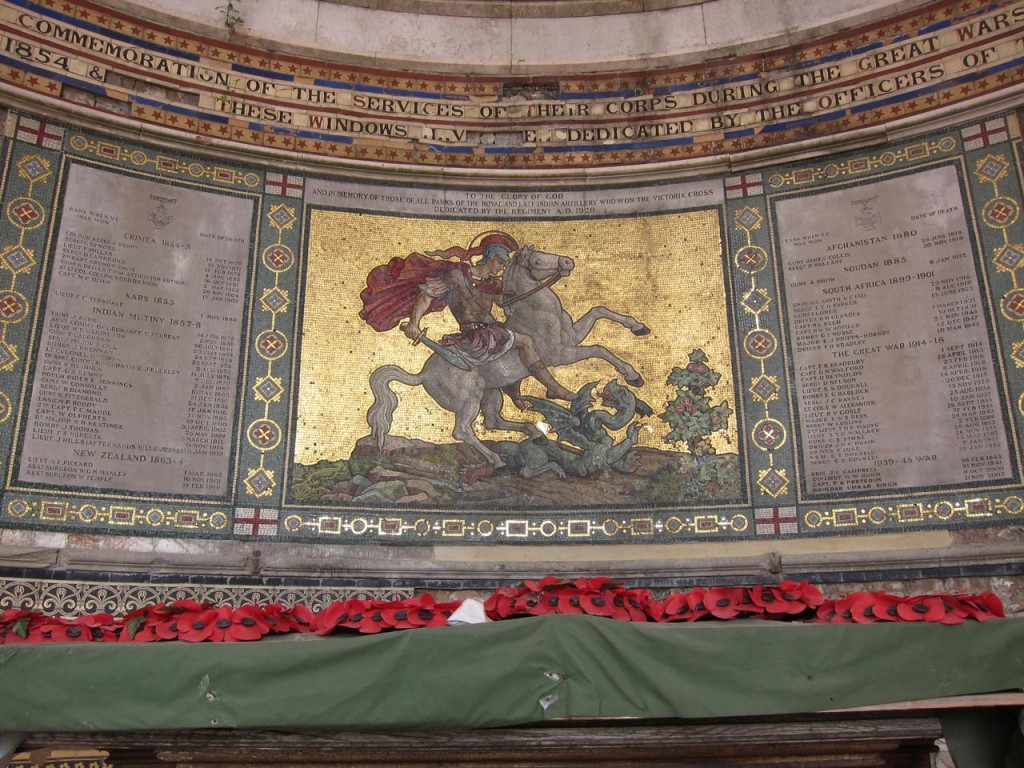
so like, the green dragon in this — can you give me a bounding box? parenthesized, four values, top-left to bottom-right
(494, 380, 652, 479)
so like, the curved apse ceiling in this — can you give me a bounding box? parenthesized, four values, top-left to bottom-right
(97, 0, 937, 74)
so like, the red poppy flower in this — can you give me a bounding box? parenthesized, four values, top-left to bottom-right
(484, 586, 523, 619)
(383, 595, 458, 629)
(936, 596, 968, 625)
(401, 594, 455, 628)
(755, 582, 815, 617)
(259, 603, 310, 634)
(485, 591, 522, 620)
(868, 592, 903, 621)
(815, 599, 839, 623)
(681, 588, 711, 622)
(169, 599, 211, 614)
(176, 607, 222, 642)
(69, 612, 118, 642)
(356, 606, 388, 634)
(828, 594, 861, 623)
(582, 590, 621, 618)
(959, 592, 1005, 621)
(733, 588, 764, 617)
(557, 590, 586, 614)
(896, 595, 946, 622)
(0, 609, 37, 643)
(154, 612, 189, 641)
(283, 604, 317, 632)
(573, 577, 619, 592)
(223, 605, 272, 641)
(149, 599, 210, 641)
(644, 596, 667, 622)
(751, 585, 794, 615)
(652, 593, 690, 622)
(380, 599, 419, 629)
(534, 592, 563, 616)
(119, 605, 172, 642)
(315, 600, 358, 635)
(426, 599, 460, 627)
(606, 590, 650, 622)
(704, 587, 748, 619)
(259, 603, 286, 634)
(21, 615, 81, 642)
(411, 605, 440, 627)
(203, 606, 237, 642)
(0, 608, 34, 626)
(3, 611, 57, 643)
(639, 595, 663, 622)
(779, 580, 825, 610)
(848, 592, 881, 623)
(524, 576, 567, 592)
(45, 617, 97, 643)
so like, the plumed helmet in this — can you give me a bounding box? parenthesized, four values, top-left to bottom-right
(475, 232, 519, 263)
(424, 231, 520, 264)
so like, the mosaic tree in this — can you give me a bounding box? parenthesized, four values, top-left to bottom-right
(660, 348, 733, 457)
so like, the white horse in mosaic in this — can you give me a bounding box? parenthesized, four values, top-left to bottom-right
(367, 245, 649, 468)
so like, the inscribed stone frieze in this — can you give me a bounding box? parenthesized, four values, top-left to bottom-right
(0, 0, 1022, 168)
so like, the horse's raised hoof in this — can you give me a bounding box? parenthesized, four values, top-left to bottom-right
(625, 373, 645, 387)
(633, 324, 652, 336)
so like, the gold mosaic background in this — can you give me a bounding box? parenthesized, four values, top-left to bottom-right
(295, 211, 733, 465)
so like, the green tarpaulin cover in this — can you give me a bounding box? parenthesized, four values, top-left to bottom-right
(1, 614, 1022, 732)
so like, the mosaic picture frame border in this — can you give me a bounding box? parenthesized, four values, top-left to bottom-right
(0, 110, 1019, 544)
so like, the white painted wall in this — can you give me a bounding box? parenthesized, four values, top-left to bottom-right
(105, 0, 932, 73)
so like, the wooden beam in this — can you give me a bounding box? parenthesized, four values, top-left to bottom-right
(19, 717, 942, 766)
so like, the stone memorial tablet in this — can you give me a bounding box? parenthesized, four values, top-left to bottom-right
(18, 163, 252, 496)
(776, 165, 1012, 496)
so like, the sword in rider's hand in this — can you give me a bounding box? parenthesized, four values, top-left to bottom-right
(399, 323, 472, 371)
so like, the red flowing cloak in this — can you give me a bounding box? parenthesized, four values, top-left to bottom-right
(358, 252, 470, 332)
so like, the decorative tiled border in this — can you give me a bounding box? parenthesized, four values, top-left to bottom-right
(803, 493, 1024, 530)
(237, 200, 295, 503)
(0, 109, 1022, 543)
(277, 507, 754, 542)
(728, 187, 795, 506)
(5, 495, 229, 531)
(0, 575, 411, 614)
(0, 117, 59, 491)
(0, 120, 260, 538)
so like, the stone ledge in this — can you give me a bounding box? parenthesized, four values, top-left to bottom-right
(2, 537, 1022, 587)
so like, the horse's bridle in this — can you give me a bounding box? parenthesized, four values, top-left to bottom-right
(501, 249, 564, 308)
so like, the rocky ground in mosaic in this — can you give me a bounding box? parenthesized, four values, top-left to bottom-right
(291, 438, 741, 508)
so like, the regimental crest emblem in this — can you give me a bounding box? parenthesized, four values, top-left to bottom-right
(852, 194, 880, 231)
(148, 202, 173, 229)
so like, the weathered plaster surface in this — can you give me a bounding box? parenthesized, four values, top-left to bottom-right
(98, 0, 934, 73)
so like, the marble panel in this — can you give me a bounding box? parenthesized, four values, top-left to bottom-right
(776, 165, 1011, 496)
(18, 163, 253, 497)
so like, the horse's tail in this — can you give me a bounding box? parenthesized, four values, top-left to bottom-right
(367, 364, 424, 451)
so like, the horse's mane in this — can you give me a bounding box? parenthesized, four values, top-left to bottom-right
(501, 245, 535, 313)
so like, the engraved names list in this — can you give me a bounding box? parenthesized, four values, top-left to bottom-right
(776, 165, 1012, 496)
(19, 163, 252, 495)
